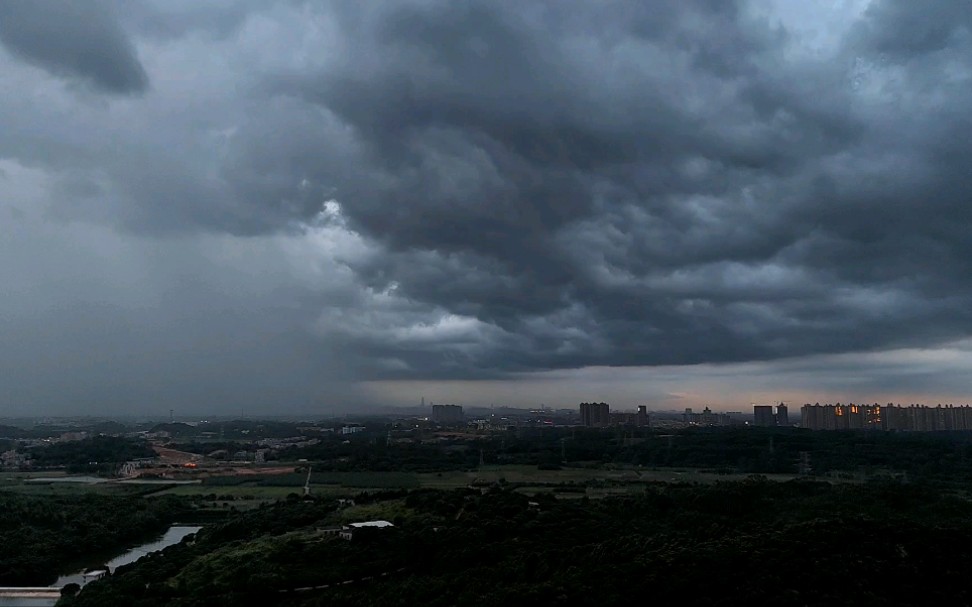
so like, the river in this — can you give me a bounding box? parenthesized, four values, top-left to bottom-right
(0, 525, 202, 607)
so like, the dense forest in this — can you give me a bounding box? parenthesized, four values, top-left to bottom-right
(22, 436, 157, 473)
(0, 492, 187, 586)
(64, 479, 972, 606)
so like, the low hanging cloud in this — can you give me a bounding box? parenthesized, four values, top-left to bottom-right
(1, 0, 972, 412)
(0, 0, 148, 94)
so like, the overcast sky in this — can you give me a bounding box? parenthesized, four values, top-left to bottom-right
(2, 0, 972, 415)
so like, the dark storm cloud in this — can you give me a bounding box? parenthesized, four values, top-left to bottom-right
(4, 0, 972, 399)
(112, 0, 259, 42)
(268, 0, 972, 378)
(0, 0, 147, 94)
(851, 0, 972, 56)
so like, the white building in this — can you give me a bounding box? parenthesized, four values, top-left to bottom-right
(339, 520, 394, 541)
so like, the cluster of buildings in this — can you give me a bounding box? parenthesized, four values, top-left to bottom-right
(752, 404, 789, 427)
(579, 402, 611, 427)
(618, 406, 650, 428)
(339, 520, 394, 541)
(801, 403, 972, 431)
(682, 407, 732, 426)
(578, 403, 649, 428)
(319, 520, 395, 541)
(1, 449, 28, 469)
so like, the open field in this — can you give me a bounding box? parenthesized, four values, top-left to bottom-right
(0, 480, 152, 496)
(146, 465, 810, 502)
(0, 464, 834, 503)
(416, 465, 802, 488)
(152, 485, 301, 499)
(0, 470, 69, 480)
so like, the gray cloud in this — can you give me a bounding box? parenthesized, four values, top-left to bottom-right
(0, 0, 148, 94)
(851, 0, 972, 57)
(3, 0, 972, 412)
(0, 161, 367, 414)
(283, 0, 972, 377)
(113, 0, 258, 42)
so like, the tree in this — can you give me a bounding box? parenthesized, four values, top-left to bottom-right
(60, 582, 81, 601)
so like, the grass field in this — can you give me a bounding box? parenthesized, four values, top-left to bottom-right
(416, 465, 799, 488)
(0, 470, 69, 480)
(0, 465, 810, 503)
(0, 480, 149, 496)
(247, 471, 421, 489)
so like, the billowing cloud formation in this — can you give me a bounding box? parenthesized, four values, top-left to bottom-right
(0, 0, 148, 94)
(1, 0, 972, 412)
(270, 0, 972, 377)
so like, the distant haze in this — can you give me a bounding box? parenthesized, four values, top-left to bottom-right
(2, 1, 972, 415)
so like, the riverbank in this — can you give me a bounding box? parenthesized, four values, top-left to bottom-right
(0, 525, 202, 607)
(0, 492, 188, 587)
(56, 525, 202, 588)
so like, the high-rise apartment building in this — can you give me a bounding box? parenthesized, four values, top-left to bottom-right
(753, 405, 776, 427)
(799, 403, 972, 431)
(579, 402, 611, 427)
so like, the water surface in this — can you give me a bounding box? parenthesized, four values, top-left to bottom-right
(55, 526, 202, 587)
(0, 525, 202, 607)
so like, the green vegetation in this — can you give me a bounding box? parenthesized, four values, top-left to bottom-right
(22, 436, 156, 474)
(0, 492, 187, 586)
(0, 421, 129, 440)
(0, 480, 168, 497)
(274, 440, 482, 472)
(148, 466, 806, 507)
(148, 472, 425, 512)
(65, 479, 972, 606)
(162, 425, 972, 487)
(3, 424, 972, 604)
(153, 420, 337, 441)
(203, 471, 420, 489)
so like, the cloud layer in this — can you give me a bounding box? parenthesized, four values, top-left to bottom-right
(1, 0, 971, 411)
(0, 1, 148, 94)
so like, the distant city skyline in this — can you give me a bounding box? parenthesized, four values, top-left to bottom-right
(364, 339, 972, 413)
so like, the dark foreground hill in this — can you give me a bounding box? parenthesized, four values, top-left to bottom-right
(61, 478, 972, 606)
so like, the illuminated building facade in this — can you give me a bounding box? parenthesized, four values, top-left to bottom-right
(800, 404, 972, 431)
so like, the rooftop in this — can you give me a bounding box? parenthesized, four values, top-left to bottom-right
(347, 520, 394, 529)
